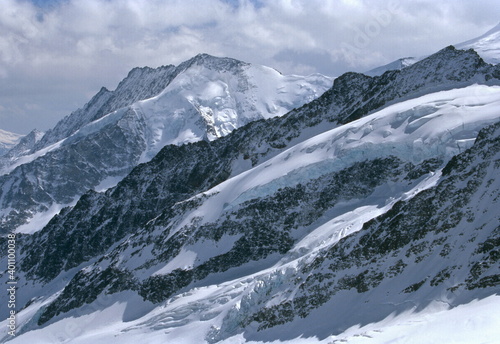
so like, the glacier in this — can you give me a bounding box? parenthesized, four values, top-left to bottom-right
(1, 24, 500, 344)
(0, 54, 332, 233)
(2, 83, 499, 344)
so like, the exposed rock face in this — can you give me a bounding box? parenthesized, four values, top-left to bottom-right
(1, 46, 499, 344)
(0, 129, 25, 157)
(0, 54, 332, 233)
(245, 121, 500, 340)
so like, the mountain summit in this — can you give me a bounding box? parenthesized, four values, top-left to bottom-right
(1, 26, 500, 343)
(0, 129, 23, 156)
(1, 40, 499, 343)
(0, 54, 332, 233)
(366, 22, 500, 76)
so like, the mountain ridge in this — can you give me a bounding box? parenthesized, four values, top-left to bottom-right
(0, 129, 23, 156)
(6, 84, 499, 343)
(15, 46, 500, 281)
(0, 54, 332, 233)
(364, 23, 500, 77)
(1, 31, 500, 343)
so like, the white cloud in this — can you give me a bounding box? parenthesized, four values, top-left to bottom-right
(0, 0, 499, 134)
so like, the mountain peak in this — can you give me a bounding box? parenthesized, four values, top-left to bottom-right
(0, 128, 43, 163)
(404, 44, 487, 75)
(193, 52, 216, 60)
(126, 64, 175, 77)
(0, 128, 24, 156)
(190, 52, 235, 63)
(179, 53, 249, 73)
(0, 53, 332, 232)
(366, 23, 500, 77)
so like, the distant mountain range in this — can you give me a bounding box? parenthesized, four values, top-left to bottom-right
(0, 54, 332, 233)
(366, 22, 500, 76)
(0, 129, 23, 156)
(0, 23, 499, 344)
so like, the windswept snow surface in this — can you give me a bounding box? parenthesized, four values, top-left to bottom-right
(3, 84, 500, 343)
(0, 63, 331, 174)
(134, 63, 332, 162)
(457, 22, 500, 65)
(365, 23, 500, 77)
(4, 292, 500, 344)
(174, 84, 500, 229)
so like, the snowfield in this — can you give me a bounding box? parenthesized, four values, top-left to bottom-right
(0, 54, 332, 234)
(133, 62, 332, 162)
(2, 83, 500, 343)
(172, 84, 500, 230)
(3, 23, 500, 341)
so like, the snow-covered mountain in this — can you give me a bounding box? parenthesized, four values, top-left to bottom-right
(365, 22, 500, 77)
(456, 22, 500, 65)
(364, 57, 419, 77)
(0, 37, 499, 344)
(0, 129, 43, 161)
(0, 54, 332, 233)
(0, 129, 23, 156)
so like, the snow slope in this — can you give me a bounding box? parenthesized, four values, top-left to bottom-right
(364, 22, 500, 77)
(364, 57, 419, 77)
(131, 58, 332, 162)
(2, 31, 500, 342)
(2, 44, 497, 235)
(5, 291, 499, 344)
(456, 22, 500, 65)
(0, 129, 23, 156)
(3, 84, 499, 343)
(0, 54, 332, 233)
(2, 55, 332, 174)
(173, 84, 500, 226)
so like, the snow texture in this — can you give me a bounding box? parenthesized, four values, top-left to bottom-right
(2, 84, 499, 344)
(2, 27, 500, 344)
(0, 129, 23, 156)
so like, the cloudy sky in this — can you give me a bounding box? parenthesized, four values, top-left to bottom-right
(1, 0, 499, 134)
